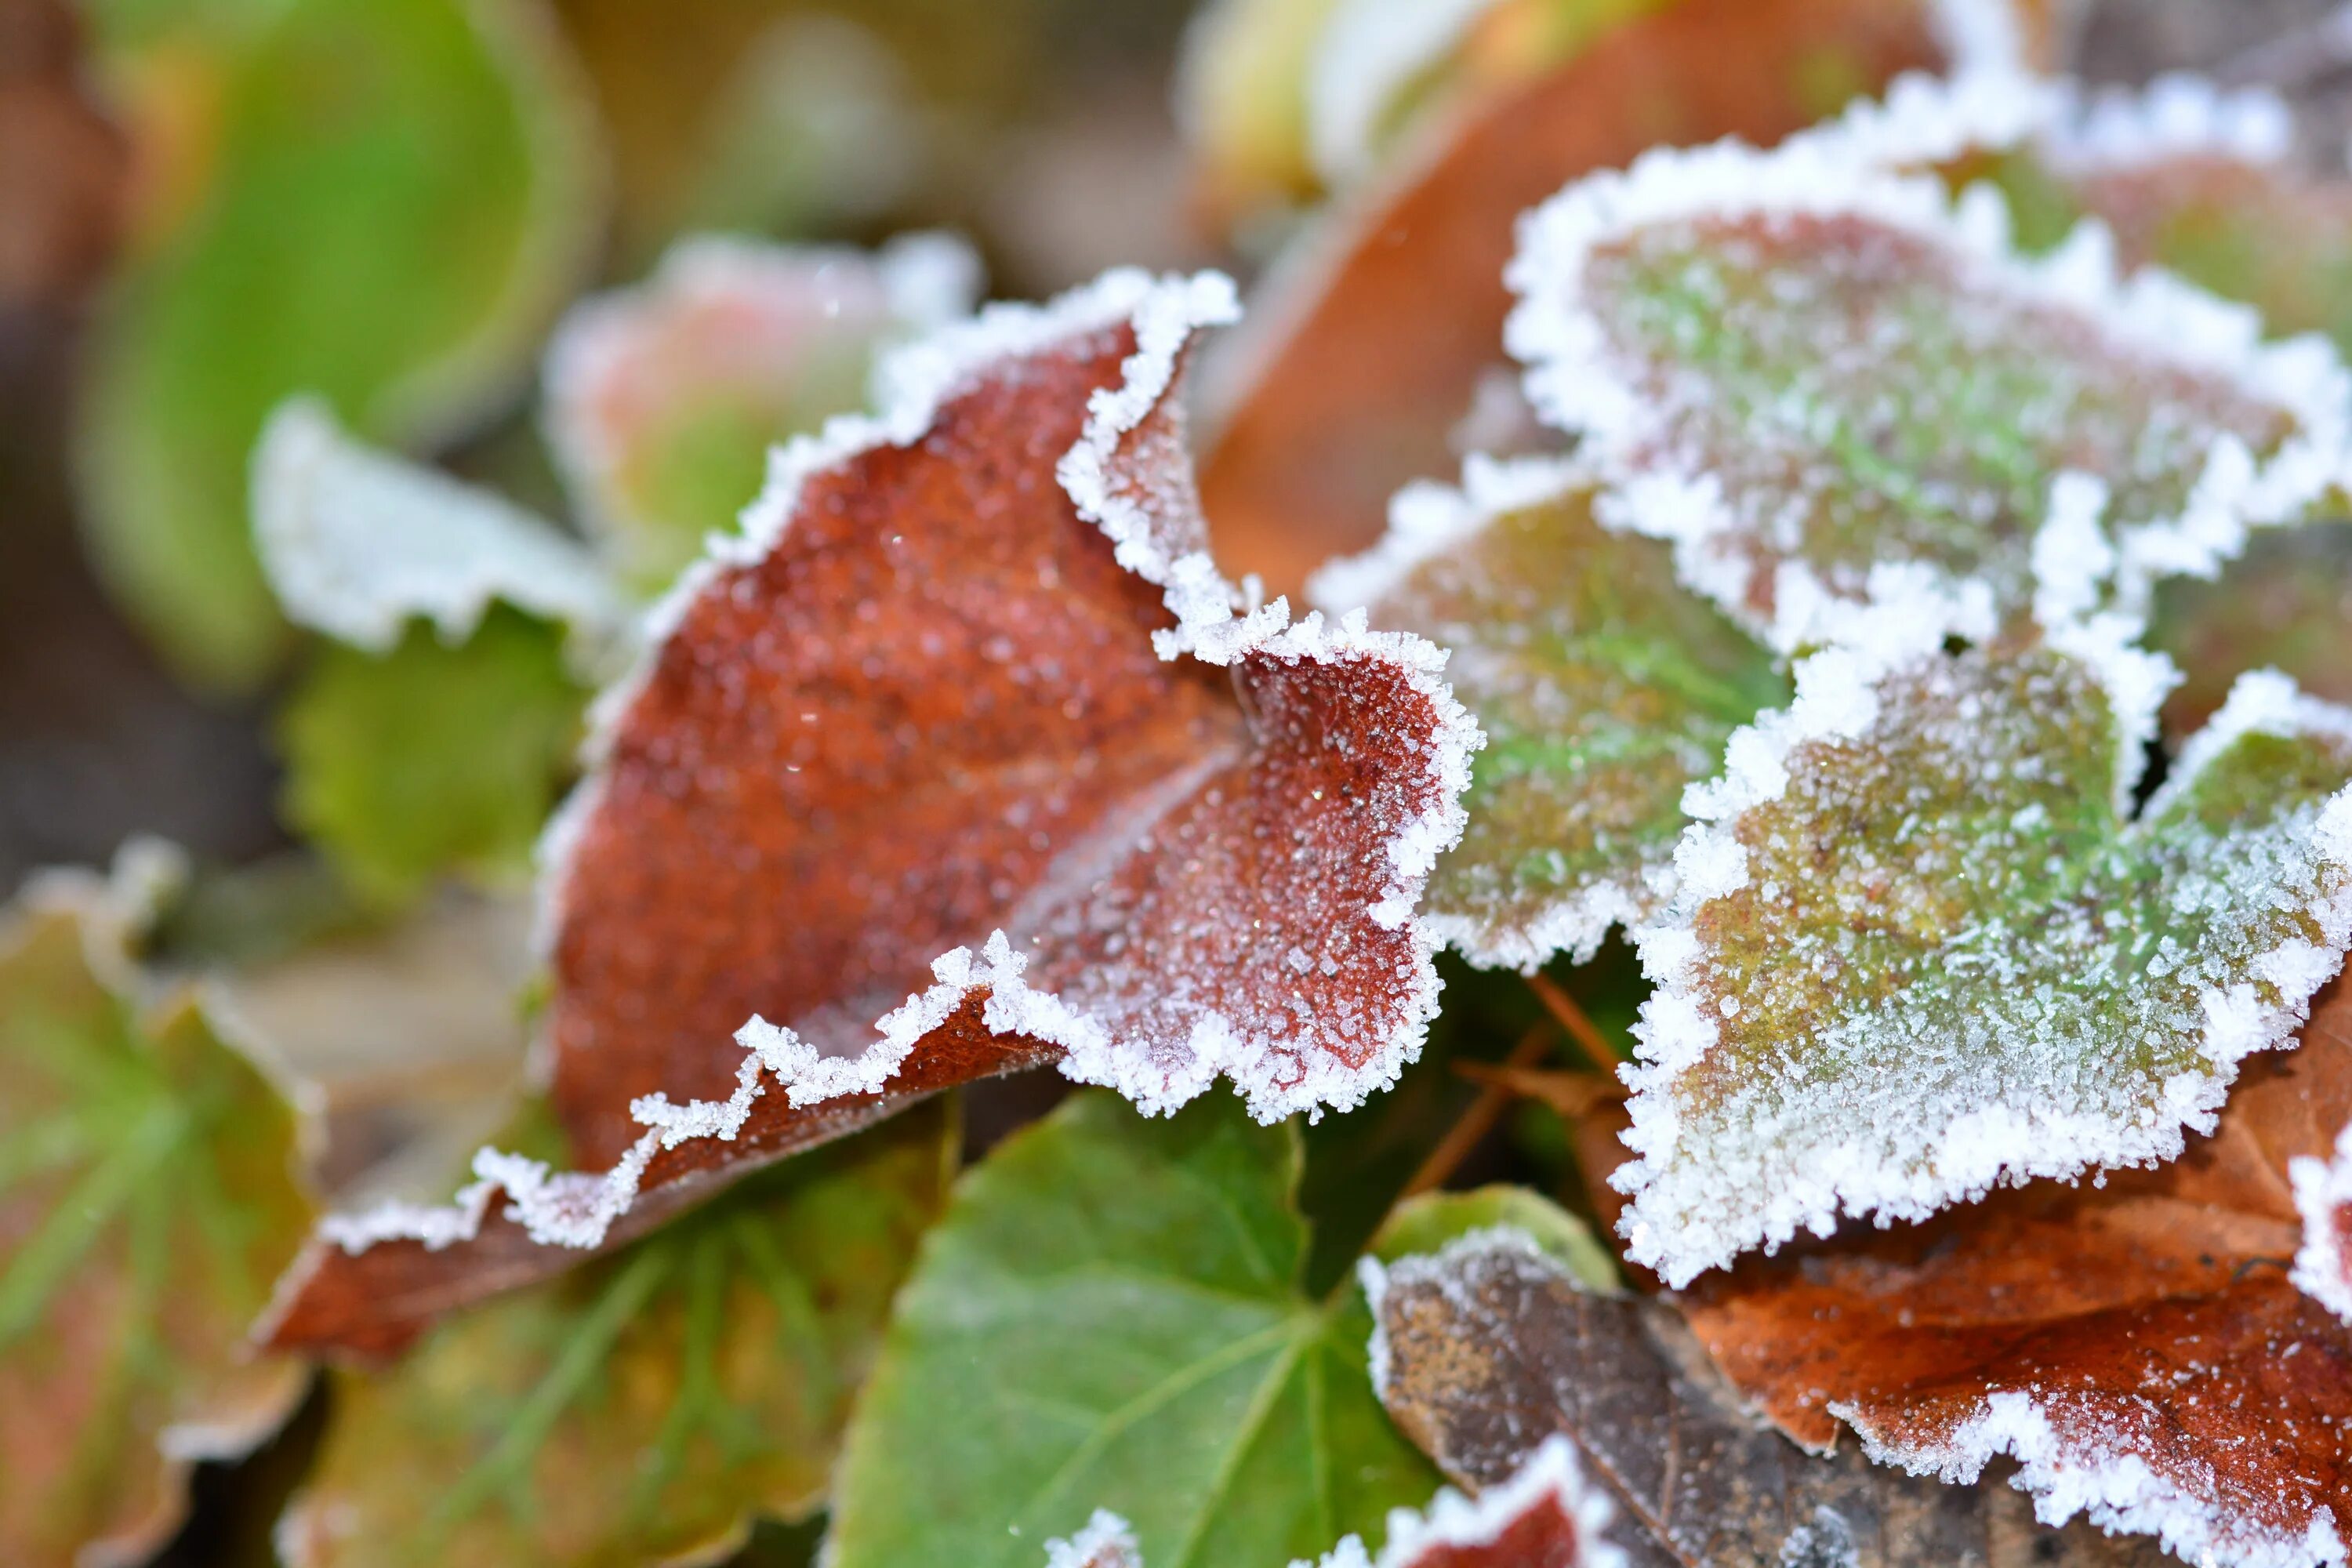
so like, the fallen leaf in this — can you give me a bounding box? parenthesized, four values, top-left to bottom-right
(1685, 981, 2352, 1568)
(1315, 456, 1785, 969)
(828, 1090, 1443, 1568)
(1196, 0, 1957, 598)
(0, 862, 316, 1567)
(76, 0, 601, 688)
(261, 267, 1476, 1358)
(542, 232, 980, 593)
(1370, 1227, 2173, 1566)
(276, 1102, 953, 1568)
(1618, 611, 2352, 1286)
(1504, 115, 2349, 648)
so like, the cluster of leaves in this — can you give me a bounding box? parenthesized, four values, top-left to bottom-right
(22, 1, 2352, 1566)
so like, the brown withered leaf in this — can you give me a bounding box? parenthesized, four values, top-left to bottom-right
(262, 268, 1477, 1359)
(1682, 981, 2352, 1568)
(1370, 1230, 2173, 1567)
(0, 0, 127, 308)
(1195, 0, 1953, 597)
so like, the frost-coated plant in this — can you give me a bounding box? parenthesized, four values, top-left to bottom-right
(21, 2, 2352, 1566)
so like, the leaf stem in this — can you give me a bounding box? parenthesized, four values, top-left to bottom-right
(1399, 1023, 1555, 1200)
(1524, 972, 1626, 1074)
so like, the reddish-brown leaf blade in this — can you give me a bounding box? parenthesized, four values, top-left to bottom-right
(263, 270, 1475, 1358)
(1370, 1231, 2172, 1566)
(1195, 0, 1954, 597)
(1683, 982, 2352, 1568)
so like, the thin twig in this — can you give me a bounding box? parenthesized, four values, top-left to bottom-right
(1399, 1022, 1554, 1199)
(1523, 971, 1626, 1075)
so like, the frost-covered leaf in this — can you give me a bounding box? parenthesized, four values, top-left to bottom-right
(277, 1103, 952, 1568)
(1370, 1184, 1619, 1294)
(2151, 518, 2352, 738)
(1505, 122, 2351, 648)
(543, 233, 980, 593)
(76, 0, 600, 688)
(253, 397, 628, 667)
(261, 267, 1475, 1356)
(826, 1090, 1441, 1568)
(1686, 979, 2352, 1568)
(1618, 625, 2352, 1287)
(2039, 76, 2352, 358)
(1315, 458, 1785, 969)
(1197, 0, 1958, 595)
(275, 604, 587, 906)
(1370, 1227, 2169, 1566)
(1044, 1512, 1145, 1568)
(0, 866, 315, 1566)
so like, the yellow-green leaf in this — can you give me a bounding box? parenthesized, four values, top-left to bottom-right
(0, 870, 315, 1566)
(278, 1102, 955, 1568)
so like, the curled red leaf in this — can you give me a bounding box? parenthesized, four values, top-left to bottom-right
(261, 268, 1477, 1359)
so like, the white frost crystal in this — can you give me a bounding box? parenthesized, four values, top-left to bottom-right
(252, 397, 628, 668)
(2294, 1120, 2352, 1326)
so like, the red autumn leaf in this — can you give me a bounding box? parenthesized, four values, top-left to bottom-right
(1194, 0, 1965, 599)
(260, 268, 1476, 1359)
(1680, 980, 2352, 1567)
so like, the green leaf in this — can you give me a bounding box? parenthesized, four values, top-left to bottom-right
(2151, 517, 2352, 741)
(1319, 459, 1786, 970)
(275, 603, 586, 906)
(77, 0, 600, 688)
(1616, 620, 2352, 1287)
(277, 1102, 954, 1568)
(0, 872, 316, 1566)
(1370, 1185, 1618, 1294)
(826, 1091, 1443, 1568)
(1505, 130, 2348, 648)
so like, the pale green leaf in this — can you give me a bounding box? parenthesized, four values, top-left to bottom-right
(274, 604, 586, 906)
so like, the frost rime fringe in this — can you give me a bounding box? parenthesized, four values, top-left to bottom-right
(252, 397, 626, 666)
(1617, 626, 2352, 1285)
(2293, 1121, 2352, 1325)
(1044, 1511, 1142, 1568)
(1842, 1392, 2350, 1568)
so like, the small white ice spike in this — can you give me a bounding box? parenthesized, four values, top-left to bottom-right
(1845, 1389, 2350, 1568)
(1297, 1435, 1626, 1568)
(2294, 1120, 2352, 1324)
